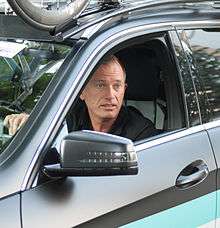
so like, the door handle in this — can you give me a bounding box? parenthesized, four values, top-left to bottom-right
(176, 160, 209, 189)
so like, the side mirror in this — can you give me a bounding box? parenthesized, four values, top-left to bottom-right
(43, 130, 138, 177)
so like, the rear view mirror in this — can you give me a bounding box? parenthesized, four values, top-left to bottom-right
(43, 130, 138, 177)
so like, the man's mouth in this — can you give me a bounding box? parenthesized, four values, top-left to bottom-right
(100, 104, 117, 109)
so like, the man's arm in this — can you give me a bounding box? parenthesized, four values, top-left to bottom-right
(4, 113, 29, 135)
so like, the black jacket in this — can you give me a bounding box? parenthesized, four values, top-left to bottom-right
(67, 102, 158, 141)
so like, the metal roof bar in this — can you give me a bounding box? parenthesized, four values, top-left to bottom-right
(54, 0, 216, 41)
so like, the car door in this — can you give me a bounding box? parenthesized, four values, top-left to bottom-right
(21, 129, 216, 228)
(20, 28, 217, 228)
(182, 28, 220, 227)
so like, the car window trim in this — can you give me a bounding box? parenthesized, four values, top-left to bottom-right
(135, 124, 204, 152)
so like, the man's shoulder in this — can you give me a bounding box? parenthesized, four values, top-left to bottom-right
(126, 106, 153, 126)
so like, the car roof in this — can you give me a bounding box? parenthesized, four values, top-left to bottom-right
(0, 0, 220, 42)
(58, 0, 220, 40)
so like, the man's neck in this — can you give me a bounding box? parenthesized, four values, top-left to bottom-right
(90, 117, 116, 133)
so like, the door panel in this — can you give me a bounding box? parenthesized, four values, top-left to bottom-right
(22, 129, 217, 227)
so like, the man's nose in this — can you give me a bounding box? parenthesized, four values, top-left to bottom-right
(104, 85, 115, 98)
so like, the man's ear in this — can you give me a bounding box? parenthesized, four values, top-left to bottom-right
(80, 92, 84, 100)
(80, 94, 84, 100)
(125, 83, 128, 90)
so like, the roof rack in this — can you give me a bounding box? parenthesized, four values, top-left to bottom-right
(213, 0, 220, 8)
(54, 0, 217, 41)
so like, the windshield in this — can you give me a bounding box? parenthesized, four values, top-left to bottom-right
(0, 38, 71, 152)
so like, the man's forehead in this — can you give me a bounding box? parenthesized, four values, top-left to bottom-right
(91, 61, 124, 80)
(91, 78, 123, 83)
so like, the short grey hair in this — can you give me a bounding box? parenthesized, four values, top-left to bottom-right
(101, 55, 126, 80)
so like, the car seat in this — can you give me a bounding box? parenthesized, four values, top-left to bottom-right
(116, 45, 166, 130)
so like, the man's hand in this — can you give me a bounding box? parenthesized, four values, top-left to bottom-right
(4, 113, 29, 136)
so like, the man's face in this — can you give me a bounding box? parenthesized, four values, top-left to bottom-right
(80, 59, 126, 122)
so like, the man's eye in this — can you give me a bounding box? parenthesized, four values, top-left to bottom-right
(95, 83, 105, 88)
(113, 84, 122, 90)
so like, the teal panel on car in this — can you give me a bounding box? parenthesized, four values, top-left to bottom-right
(121, 190, 218, 228)
(217, 190, 220, 223)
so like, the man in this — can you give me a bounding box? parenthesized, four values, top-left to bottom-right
(4, 55, 157, 141)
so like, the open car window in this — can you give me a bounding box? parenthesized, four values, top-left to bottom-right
(0, 39, 71, 153)
(62, 37, 184, 145)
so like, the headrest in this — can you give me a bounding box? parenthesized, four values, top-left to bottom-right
(117, 46, 160, 101)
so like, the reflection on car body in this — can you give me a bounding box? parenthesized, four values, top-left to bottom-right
(0, 0, 220, 227)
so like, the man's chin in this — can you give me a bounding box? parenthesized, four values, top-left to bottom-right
(100, 111, 119, 119)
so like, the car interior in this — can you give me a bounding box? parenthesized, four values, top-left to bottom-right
(116, 38, 185, 134)
(117, 42, 166, 131)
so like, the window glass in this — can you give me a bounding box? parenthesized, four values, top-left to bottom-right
(171, 30, 201, 126)
(185, 29, 220, 122)
(0, 39, 71, 152)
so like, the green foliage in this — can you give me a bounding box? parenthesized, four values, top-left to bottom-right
(22, 73, 53, 111)
(0, 59, 13, 79)
(0, 40, 71, 153)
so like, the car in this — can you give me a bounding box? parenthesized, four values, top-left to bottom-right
(0, 0, 220, 227)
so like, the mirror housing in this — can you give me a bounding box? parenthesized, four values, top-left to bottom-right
(43, 130, 138, 177)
